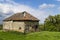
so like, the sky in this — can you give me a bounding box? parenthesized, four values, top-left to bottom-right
(0, 0, 60, 24)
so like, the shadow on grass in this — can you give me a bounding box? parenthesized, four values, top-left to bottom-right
(3, 31, 27, 35)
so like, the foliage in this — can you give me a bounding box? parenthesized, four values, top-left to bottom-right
(44, 14, 60, 31)
(39, 24, 44, 31)
(0, 24, 3, 30)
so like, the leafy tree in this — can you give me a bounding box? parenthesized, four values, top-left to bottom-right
(44, 14, 60, 31)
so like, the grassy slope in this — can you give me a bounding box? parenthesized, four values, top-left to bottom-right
(26, 31, 60, 40)
(0, 31, 60, 40)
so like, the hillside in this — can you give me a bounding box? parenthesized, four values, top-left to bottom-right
(0, 31, 60, 40)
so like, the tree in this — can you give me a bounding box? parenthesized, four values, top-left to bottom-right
(44, 14, 60, 31)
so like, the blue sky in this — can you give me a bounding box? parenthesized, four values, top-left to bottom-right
(0, 0, 60, 24)
(13, 0, 60, 8)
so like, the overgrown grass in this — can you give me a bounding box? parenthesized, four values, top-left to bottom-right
(0, 31, 60, 40)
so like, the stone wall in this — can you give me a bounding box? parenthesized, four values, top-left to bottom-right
(3, 21, 13, 30)
(3, 21, 25, 33)
(24, 21, 39, 32)
(12, 21, 25, 32)
(3, 21, 39, 33)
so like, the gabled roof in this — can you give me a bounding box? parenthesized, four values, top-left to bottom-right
(4, 11, 39, 21)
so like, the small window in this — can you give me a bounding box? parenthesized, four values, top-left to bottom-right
(19, 27, 21, 30)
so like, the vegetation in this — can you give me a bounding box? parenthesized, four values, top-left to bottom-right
(1, 14, 60, 40)
(26, 31, 60, 40)
(39, 14, 60, 31)
(0, 31, 60, 40)
(39, 24, 44, 31)
(0, 31, 25, 40)
(0, 24, 3, 30)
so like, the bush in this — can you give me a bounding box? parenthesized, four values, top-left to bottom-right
(0, 24, 3, 30)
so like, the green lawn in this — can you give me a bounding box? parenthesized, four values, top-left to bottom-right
(0, 31, 60, 40)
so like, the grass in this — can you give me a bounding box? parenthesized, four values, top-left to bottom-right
(0, 31, 25, 40)
(0, 31, 60, 40)
(26, 31, 60, 40)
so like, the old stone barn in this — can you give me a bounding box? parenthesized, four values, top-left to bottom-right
(3, 11, 40, 33)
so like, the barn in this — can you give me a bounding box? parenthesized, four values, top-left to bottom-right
(3, 11, 40, 33)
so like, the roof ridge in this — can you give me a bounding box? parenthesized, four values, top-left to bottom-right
(3, 11, 40, 21)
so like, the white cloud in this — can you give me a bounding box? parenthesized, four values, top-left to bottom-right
(48, 4, 55, 7)
(0, 3, 48, 23)
(57, 7, 60, 10)
(39, 3, 48, 9)
(0, 0, 55, 23)
(0, 0, 13, 2)
(56, 0, 60, 1)
(0, 0, 13, 1)
(39, 3, 55, 9)
(0, 0, 4, 1)
(0, 3, 33, 13)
